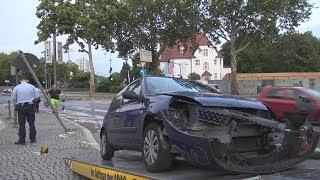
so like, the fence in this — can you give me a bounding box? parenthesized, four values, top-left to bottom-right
(223, 72, 320, 80)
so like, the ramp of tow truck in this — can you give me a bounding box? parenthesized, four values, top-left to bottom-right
(65, 151, 320, 180)
(64, 151, 261, 180)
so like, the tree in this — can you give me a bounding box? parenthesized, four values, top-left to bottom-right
(271, 32, 320, 72)
(131, 53, 141, 80)
(202, 0, 313, 94)
(36, 0, 116, 97)
(221, 40, 275, 73)
(120, 62, 131, 85)
(188, 72, 201, 81)
(0, 52, 18, 86)
(112, 0, 201, 74)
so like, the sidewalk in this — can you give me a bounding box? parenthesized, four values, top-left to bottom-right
(0, 107, 100, 180)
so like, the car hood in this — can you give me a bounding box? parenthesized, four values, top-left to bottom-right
(162, 92, 267, 110)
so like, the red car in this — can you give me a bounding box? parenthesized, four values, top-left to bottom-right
(257, 87, 320, 125)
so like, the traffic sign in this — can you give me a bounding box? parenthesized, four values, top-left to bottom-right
(140, 50, 152, 62)
(140, 68, 146, 76)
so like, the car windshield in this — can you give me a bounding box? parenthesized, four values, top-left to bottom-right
(145, 77, 217, 94)
(304, 88, 320, 99)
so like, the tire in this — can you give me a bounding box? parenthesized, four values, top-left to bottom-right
(142, 122, 172, 172)
(100, 131, 115, 160)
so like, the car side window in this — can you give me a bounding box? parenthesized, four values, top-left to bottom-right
(109, 95, 123, 111)
(266, 90, 284, 99)
(122, 80, 141, 105)
(287, 90, 302, 101)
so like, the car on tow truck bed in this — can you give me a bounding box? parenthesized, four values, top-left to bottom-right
(100, 76, 319, 173)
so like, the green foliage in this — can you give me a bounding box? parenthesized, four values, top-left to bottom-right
(202, 0, 313, 94)
(222, 40, 275, 73)
(120, 62, 131, 84)
(0, 52, 18, 86)
(113, 0, 201, 73)
(188, 72, 201, 80)
(221, 32, 320, 73)
(36, 0, 118, 96)
(131, 53, 141, 80)
(272, 32, 320, 72)
(96, 74, 124, 93)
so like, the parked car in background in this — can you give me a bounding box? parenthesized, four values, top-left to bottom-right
(208, 83, 223, 93)
(257, 87, 320, 125)
(100, 76, 319, 174)
(3, 88, 12, 93)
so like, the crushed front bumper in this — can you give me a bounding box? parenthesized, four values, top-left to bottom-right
(161, 111, 320, 174)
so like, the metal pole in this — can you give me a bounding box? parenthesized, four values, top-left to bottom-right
(109, 59, 112, 93)
(19, 51, 69, 132)
(53, 33, 57, 85)
(13, 68, 19, 126)
(44, 63, 48, 92)
(7, 100, 12, 119)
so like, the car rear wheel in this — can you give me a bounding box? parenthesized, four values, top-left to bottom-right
(100, 132, 114, 160)
(142, 123, 172, 172)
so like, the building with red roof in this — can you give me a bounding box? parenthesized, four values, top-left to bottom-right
(159, 33, 230, 82)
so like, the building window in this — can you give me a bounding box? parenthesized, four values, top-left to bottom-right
(214, 73, 218, 80)
(179, 46, 185, 53)
(214, 59, 217, 65)
(195, 59, 200, 66)
(203, 62, 209, 71)
(203, 49, 208, 56)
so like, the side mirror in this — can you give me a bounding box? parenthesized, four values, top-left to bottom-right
(122, 90, 139, 99)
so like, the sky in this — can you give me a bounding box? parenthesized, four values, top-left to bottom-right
(0, 0, 320, 77)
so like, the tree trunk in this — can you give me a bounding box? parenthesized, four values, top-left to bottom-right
(88, 41, 95, 98)
(230, 46, 239, 95)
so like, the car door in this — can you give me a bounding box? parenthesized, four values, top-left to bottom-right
(284, 89, 304, 113)
(260, 89, 287, 120)
(105, 91, 125, 145)
(115, 80, 144, 148)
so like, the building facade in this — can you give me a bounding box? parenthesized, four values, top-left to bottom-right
(159, 33, 231, 83)
(75, 58, 90, 72)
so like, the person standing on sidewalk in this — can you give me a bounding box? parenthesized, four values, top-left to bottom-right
(33, 86, 41, 112)
(48, 84, 61, 112)
(11, 74, 37, 145)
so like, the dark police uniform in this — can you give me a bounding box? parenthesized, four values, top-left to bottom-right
(11, 81, 38, 144)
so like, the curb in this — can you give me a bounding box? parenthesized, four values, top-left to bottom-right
(59, 115, 100, 150)
(42, 110, 100, 151)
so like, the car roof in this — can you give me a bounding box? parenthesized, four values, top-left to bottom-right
(263, 86, 305, 90)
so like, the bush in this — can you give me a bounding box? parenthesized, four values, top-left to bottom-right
(96, 80, 124, 93)
(111, 86, 124, 93)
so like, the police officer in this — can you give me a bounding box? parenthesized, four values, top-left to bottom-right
(11, 74, 37, 145)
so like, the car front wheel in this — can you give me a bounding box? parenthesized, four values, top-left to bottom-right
(142, 123, 172, 172)
(100, 131, 114, 160)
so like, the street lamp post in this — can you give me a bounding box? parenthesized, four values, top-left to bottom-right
(109, 58, 112, 93)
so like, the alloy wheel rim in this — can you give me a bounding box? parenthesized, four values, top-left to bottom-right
(100, 135, 107, 155)
(144, 130, 159, 165)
